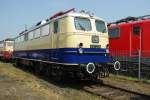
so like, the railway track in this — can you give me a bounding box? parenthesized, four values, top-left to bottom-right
(83, 81, 150, 100)
(11, 62, 150, 100)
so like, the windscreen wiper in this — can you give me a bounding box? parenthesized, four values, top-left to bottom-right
(78, 23, 85, 31)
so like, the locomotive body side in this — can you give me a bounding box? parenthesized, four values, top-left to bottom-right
(109, 23, 131, 57)
(14, 11, 112, 79)
(14, 13, 111, 64)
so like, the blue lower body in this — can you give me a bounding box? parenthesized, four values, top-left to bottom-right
(13, 48, 112, 64)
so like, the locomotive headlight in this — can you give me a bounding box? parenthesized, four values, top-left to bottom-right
(78, 43, 83, 54)
(106, 49, 109, 53)
(106, 44, 109, 53)
(78, 48, 83, 54)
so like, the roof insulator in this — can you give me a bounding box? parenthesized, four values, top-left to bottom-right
(49, 8, 75, 20)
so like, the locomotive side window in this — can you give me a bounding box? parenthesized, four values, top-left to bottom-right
(29, 31, 34, 40)
(20, 35, 24, 42)
(133, 26, 140, 35)
(34, 28, 41, 38)
(108, 27, 120, 38)
(54, 20, 59, 33)
(95, 20, 106, 33)
(74, 17, 91, 31)
(24, 33, 28, 41)
(41, 24, 49, 36)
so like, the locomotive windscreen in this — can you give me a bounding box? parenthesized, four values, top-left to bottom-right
(74, 17, 91, 31)
(95, 20, 106, 33)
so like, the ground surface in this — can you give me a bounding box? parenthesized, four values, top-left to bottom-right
(0, 61, 149, 100)
(0, 62, 100, 100)
(101, 75, 150, 96)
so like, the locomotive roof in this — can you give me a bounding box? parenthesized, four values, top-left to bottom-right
(108, 18, 150, 28)
(62, 12, 105, 21)
(18, 11, 105, 37)
(108, 15, 150, 27)
(0, 38, 14, 43)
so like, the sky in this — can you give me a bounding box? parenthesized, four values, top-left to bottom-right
(0, 0, 150, 40)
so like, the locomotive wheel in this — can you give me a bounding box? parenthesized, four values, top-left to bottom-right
(45, 66, 51, 77)
(32, 62, 41, 74)
(104, 67, 109, 77)
(38, 62, 44, 75)
(52, 68, 64, 82)
(98, 65, 109, 78)
(92, 73, 99, 80)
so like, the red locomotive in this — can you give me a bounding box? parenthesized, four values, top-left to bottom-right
(0, 38, 14, 60)
(108, 15, 150, 65)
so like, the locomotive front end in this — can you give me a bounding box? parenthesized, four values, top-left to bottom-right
(58, 12, 112, 79)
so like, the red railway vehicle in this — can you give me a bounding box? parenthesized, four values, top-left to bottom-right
(108, 15, 150, 65)
(0, 38, 14, 60)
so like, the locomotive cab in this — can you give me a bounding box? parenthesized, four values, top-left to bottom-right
(54, 13, 109, 49)
(50, 11, 112, 77)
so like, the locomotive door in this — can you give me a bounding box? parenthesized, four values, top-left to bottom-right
(53, 20, 59, 48)
(131, 24, 141, 57)
(51, 20, 60, 61)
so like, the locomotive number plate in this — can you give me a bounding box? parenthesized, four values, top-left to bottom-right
(92, 35, 99, 43)
(90, 45, 101, 48)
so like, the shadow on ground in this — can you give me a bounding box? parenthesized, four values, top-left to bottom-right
(13, 63, 104, 92)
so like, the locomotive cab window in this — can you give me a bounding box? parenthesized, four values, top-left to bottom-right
(6, 42, 13, 46)
(74, 17, 91, 31)
(54, 20, 59, 33)
(95, 20, 106, 33)
(108, 27, 120, 38)
(133, 26, 140, 35)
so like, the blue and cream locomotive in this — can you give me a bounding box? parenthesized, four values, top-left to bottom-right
(14, 9, 112, 80)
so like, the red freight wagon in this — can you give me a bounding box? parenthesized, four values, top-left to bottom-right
(108, 15, 150, 65)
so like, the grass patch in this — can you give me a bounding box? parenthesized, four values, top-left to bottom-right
(0, 62, 101, 100)
(109, 74, 150, 84)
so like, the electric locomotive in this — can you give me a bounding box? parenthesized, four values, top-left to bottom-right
(108, 15, 150, 66)
(14, 8, 112, 80)
(0, 38, 14, 60)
